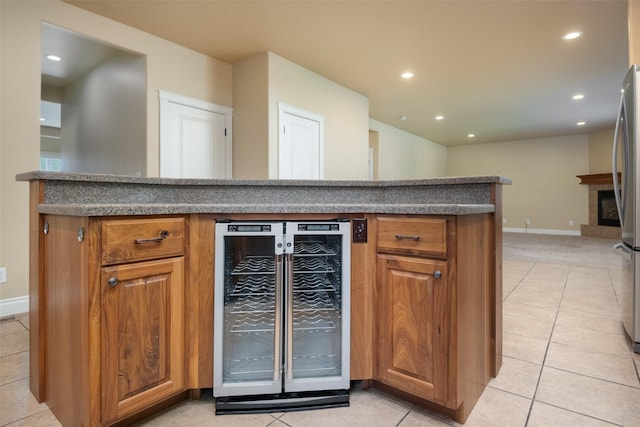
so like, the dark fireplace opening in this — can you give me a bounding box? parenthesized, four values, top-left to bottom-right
(598, 190, 621, 227)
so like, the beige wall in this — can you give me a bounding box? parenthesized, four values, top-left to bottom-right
(630, 1, 640, 65)
(0, 0, 231, 305)
(448, 134, 590, 233)
(268, 53, 370, 180)
(232, 53, 269, 179)
(588, 128, 616, 173)
(369, 119, 447, 179)
(232, 52, 370, 180)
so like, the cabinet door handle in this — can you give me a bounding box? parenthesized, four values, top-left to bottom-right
(134, 230, 170, 244)
(395, 234, 420, 241)
(433, 270, 442, 279)
(108, 277, 119, 287)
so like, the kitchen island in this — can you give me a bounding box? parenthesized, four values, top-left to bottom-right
(17, 171, 510, 426)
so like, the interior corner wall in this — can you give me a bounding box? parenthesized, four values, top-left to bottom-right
(62, 53, 146, 175)
(232, 53, 269, 179)
(368, 119, 447, 179)
(0, 0, 231, 306)
(267, 52, 370, 180)
(447, 134, 589, 234)
(588, 127, 616, 174)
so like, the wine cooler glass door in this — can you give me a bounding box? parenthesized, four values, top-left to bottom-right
(284, 222, 351, 392)
(213, 222, 284, 397)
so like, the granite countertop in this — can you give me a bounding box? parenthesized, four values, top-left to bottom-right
(17, 171, 510, 217)
(16, 171, 511, 186)
(36, 203, 495, 216)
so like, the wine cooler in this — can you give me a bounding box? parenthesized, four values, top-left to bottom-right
(213, 220, 351, 413)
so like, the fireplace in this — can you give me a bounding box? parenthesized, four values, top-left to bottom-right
(597, 190, 620, 227)
(576, 173, 622, 239)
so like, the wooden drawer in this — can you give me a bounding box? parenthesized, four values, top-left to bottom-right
(377, 217, 447, 257)
(102, 218, 185, 265)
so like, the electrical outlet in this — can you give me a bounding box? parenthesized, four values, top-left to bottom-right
(352, 218, 367, 243)
(0, 268, 6, 284)
(502, 218, 507, 224)
(525, 219, 531, 225)
(569, 220, 574, 226)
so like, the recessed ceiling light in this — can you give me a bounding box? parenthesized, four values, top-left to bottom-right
(467, 134, 475, 138)
(401, 71, 414, 79)
(562, 31, 582, 40)
(435, 115, 444, 121)
(572, 94, 585, 100)
(40, 118, 45, 122)
(577, 121, 586, 126)
(46, 54, 62, 61)
(400, 115, 407, 121)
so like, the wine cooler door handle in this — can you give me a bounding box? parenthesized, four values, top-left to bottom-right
(274, 255, 283, 383)
(286, 253, 294, 380)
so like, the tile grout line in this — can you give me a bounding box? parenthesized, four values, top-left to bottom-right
(523, 262, 569, 427)
(502, 261, 536, 301)
(393, 406, 413, 427)
(607, 267, 640, 388)
(0, 408, 52, 427)
(0, 316, 17, 323)
(527, 400, 627, 427)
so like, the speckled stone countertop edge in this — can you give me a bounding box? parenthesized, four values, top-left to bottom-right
(37, 203, 495, 217)
(16, 171, 512, 186)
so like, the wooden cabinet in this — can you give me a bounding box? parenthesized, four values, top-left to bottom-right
(101, 218, 185, 264)
(376, 255, 449, 404)
(33, 210, 498, 426)
(377, 217, 447, 258)
(101, 258, 184, 423)
(41, 216, 186, 426)
(374, 215, 493, 423)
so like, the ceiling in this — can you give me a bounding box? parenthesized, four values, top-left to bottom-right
(62, 0, 630, 146)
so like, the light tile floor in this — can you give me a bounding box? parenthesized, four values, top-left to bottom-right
(1, 233, 640, 426)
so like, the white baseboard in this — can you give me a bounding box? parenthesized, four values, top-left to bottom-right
(503, 227, 580, 236)
(0, 296, 29, 317)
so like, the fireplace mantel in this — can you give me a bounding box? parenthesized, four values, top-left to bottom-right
(577, 173, 621, 185)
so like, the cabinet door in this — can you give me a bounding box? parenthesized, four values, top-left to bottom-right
(376, 255, 449, 405)
(101, 257, 184, 423)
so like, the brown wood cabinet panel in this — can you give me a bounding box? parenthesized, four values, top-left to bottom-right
(185, 214, 215, 389)
(376, 254, 449, 405)
(101, 257, 185, 423)
(453, 214, 491, 422)
(101, 218, 184, 265)
(29, 181, 46, 402)
(44, 215, 91, 426)
(490, 186, 503, 377)
(349, 215, 376, 380)
(377, 217, 446, 258)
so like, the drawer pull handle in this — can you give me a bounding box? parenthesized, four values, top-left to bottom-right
(395, 234, 420, 241)
(433, 270, 442, 279)
(108, 277, 119, 287)
(135, 230, 170, 244)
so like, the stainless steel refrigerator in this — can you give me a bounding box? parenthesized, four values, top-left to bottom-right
(213, 220, 351, 412)
(613, 64, 640, 353)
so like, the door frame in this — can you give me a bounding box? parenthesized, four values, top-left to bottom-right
(159, 90, 233, 178)
(277, 102, 324, 179)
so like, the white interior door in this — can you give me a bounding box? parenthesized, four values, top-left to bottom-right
(160, 91, 232, 178)
(278, 103, 323, 179)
